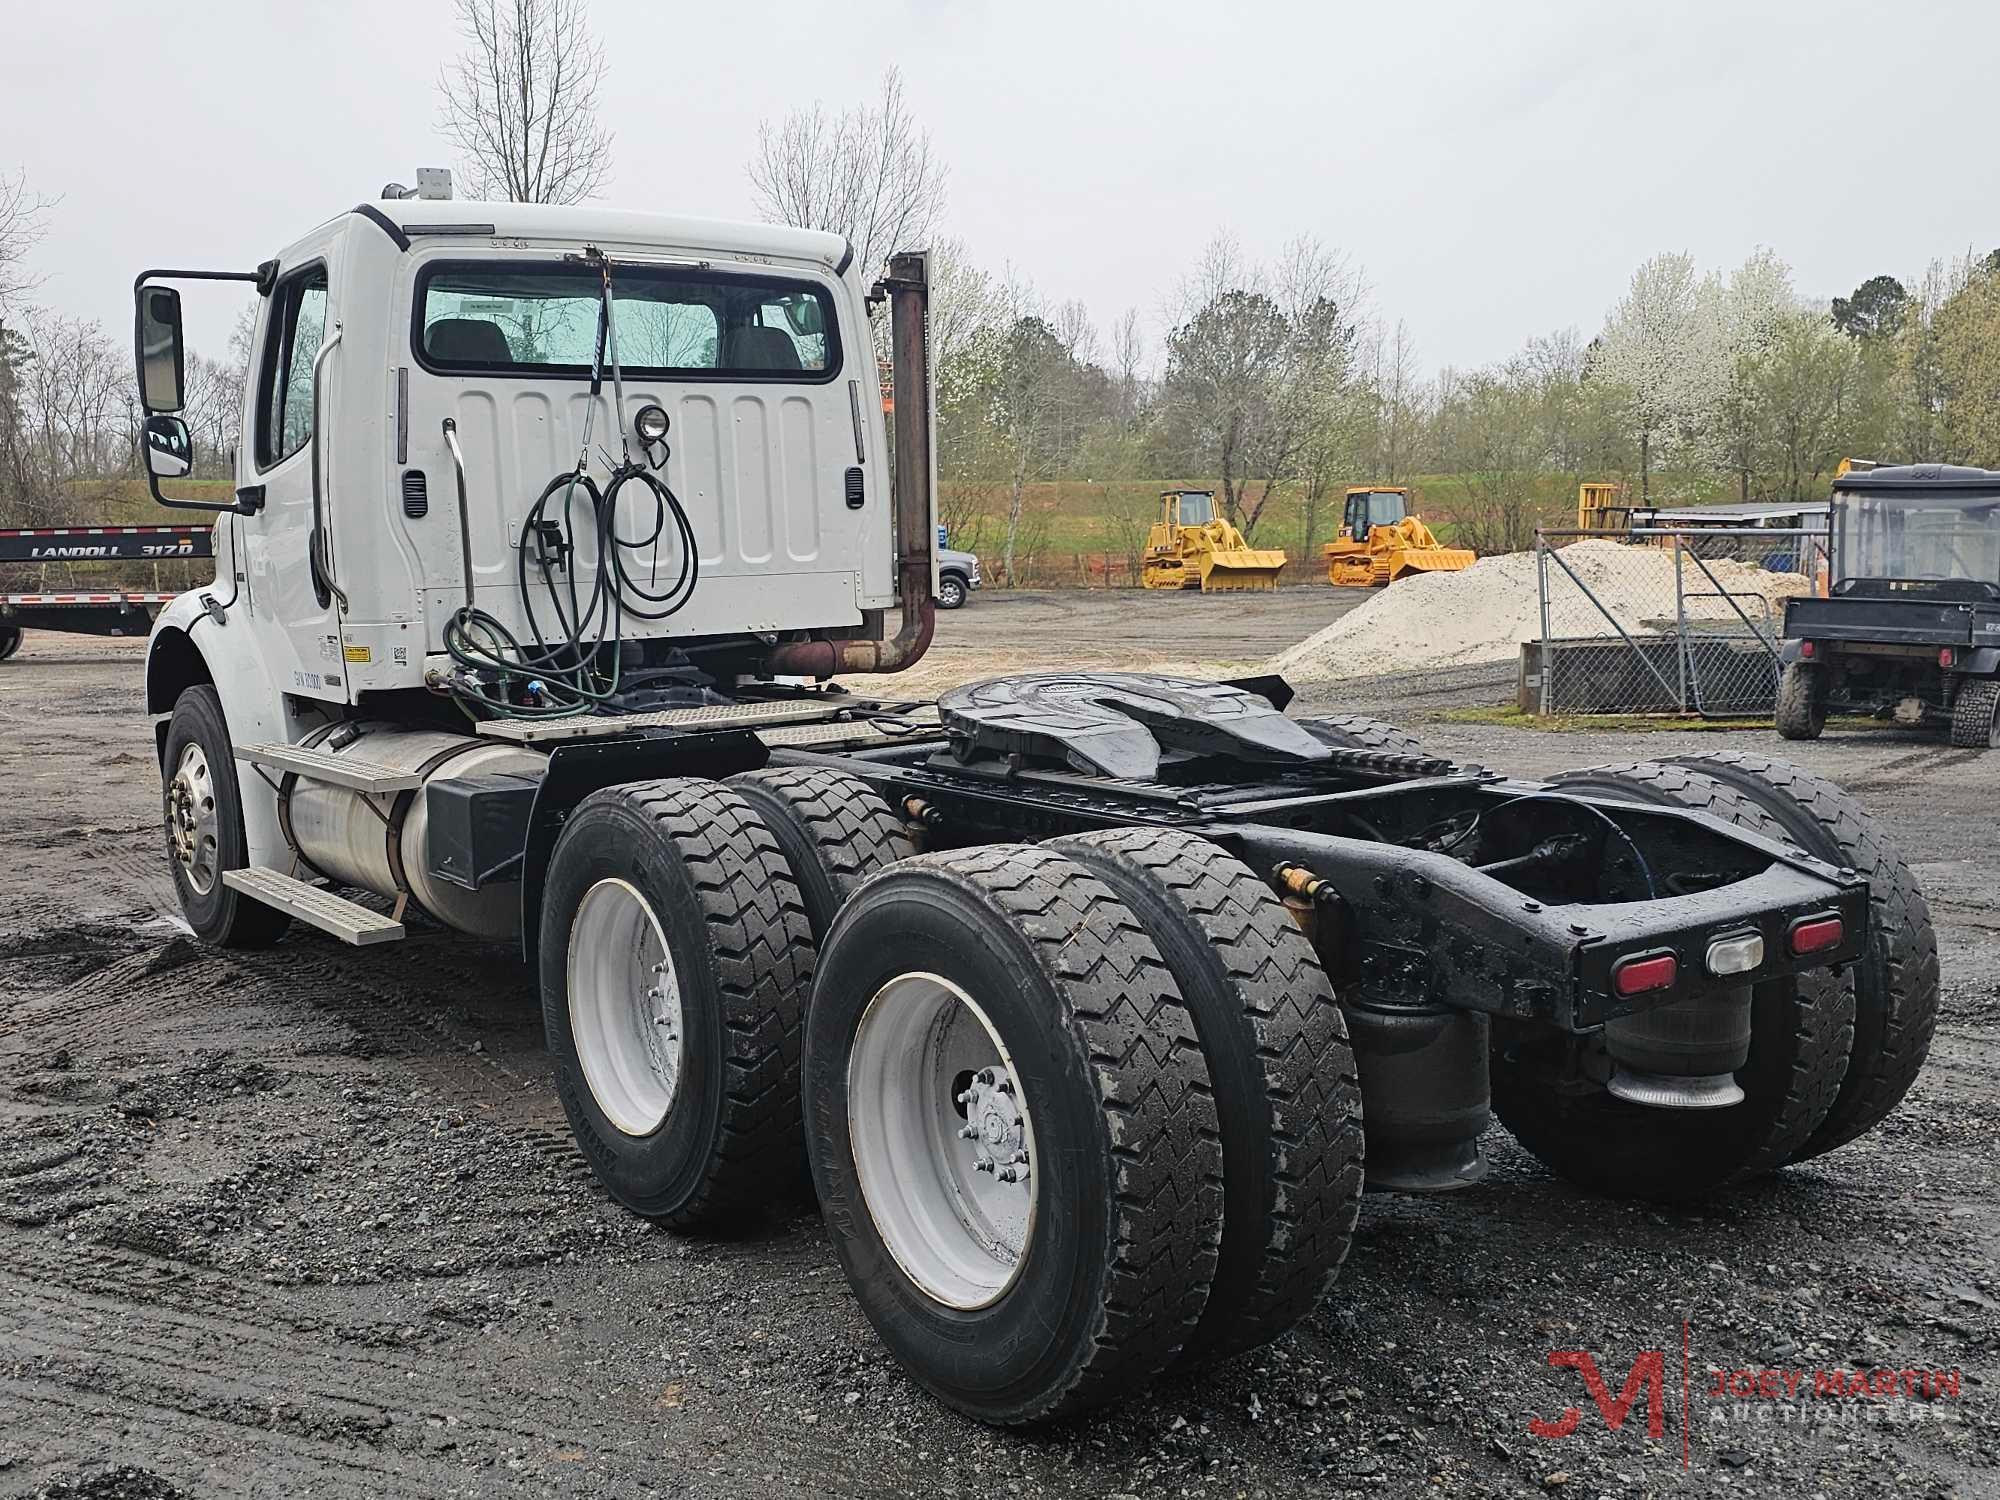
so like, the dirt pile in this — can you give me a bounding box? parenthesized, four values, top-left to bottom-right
(1269, 540, 1812, 683)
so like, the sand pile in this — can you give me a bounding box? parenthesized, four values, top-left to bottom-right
(1269, 540, 1812, 684)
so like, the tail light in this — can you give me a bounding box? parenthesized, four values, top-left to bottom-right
(1788, 915, 1844, 956)
(1939, 647, 1957, 668)
(1612, 952, 1678, 997)
(1799, 640, 1816, 660)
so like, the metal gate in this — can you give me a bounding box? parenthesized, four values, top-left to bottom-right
(1532, 526, 1829, 716)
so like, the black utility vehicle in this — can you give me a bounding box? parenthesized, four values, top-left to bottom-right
(1779, 463, 2000, 747)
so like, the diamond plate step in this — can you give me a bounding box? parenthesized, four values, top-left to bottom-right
(235, 742, 424, 793)
(221, 868, 405, 945)
(474, 701, 847, 745)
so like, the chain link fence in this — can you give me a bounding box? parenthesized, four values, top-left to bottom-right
(1531, 526, 1829, 716)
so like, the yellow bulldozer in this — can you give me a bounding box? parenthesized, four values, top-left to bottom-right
(1322, 486, 1474, 587)
(1141, 489, 1288, 592)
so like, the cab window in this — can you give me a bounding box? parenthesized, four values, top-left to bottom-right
(415, 261, 839, 380)
(256, 267, 329, 467)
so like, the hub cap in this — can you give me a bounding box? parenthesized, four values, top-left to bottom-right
(167, 742, 220, 895)
(567, 878, 683, 1136)
(847, 973, 1037, 1310)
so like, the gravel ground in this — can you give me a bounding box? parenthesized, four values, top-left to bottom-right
(0, 600, 1994, 1499)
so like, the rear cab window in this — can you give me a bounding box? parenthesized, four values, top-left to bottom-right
(413, 260, 839, 380)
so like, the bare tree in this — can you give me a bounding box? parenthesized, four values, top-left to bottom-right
(0, 170, 56, 312)
(437, 0, 612, 204)
(1157, 234, 1360, 538)
(987, 276, 1095, 584)
(749, 68, 947, 282)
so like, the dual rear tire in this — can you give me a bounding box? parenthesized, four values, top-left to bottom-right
(542, 768, 1361, 1422)
(804, 833, 1361, 1423)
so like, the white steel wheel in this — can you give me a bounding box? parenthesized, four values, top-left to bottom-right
(567, 877, 684, 1137)
(167, 740, 222, 896)
(847, 972, 1037, 1310)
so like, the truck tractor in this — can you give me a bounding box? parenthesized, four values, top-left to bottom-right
(132, 184, 1938, 1427)
(1778, 462, 2000, 747)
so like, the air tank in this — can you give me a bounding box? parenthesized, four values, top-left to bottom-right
(282, 724, 546, 941)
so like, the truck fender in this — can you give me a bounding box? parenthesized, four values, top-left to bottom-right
(146, 596, 301, 873)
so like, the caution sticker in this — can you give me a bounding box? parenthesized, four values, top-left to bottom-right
(343, 644, 373, 664)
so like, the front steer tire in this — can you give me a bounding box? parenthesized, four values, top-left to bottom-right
(1049, 827, 1363, 1366)
(161, 685, 291, 949)
(803, 845, 1224, 1424)
(1661, 750, 1939, 1161)
(539, 778, 814, 1231)
(1491, 762, 1855, 1202)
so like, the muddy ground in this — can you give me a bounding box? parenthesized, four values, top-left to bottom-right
(1, 593, 1994, 1500)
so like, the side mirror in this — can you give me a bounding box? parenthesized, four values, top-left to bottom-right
(136, 284, 186, 413)
(144, 414, 193, 479)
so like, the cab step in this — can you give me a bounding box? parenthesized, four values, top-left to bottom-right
(234, 742, 424, 794)
(221, 868, 406, 945)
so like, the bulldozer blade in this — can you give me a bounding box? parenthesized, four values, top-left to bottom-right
(1198, 549, 1287, 592)
(1386, 548, 1475, 582)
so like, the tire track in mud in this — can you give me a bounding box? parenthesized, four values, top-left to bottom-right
(227, 934, 596, 1188)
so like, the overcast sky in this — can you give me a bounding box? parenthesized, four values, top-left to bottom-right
(7, 0, 1997, 372)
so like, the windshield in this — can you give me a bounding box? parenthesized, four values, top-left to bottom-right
(416, 260, 839, 380)
(1834, 490, 2000, 586)
(1360, 492, 1407, 526)
(1175, 492, 1216, 525)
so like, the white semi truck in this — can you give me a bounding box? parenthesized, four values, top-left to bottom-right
(131, 183, 1936, 1426)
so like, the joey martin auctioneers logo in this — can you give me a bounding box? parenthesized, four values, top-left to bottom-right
(1527, 1323, 1966, 1469)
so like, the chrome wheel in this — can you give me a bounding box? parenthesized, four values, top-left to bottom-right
(567, 878, 683, 1136)
(847, 972, 1037, 1310)
(167, 741, 221, 895)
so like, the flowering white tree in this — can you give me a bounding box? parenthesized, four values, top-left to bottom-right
(1592, 252, 1728, 499)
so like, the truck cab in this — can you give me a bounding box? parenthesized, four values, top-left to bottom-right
(136, 195, 936, 885)
(1778, 463, 2000, 747)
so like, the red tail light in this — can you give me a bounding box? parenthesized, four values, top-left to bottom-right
(1612, 952, 1678, 997)
(1799, 640, 1816, 659)
(1939, 647, 1957, 668)
(1788, 915, 1844, 956)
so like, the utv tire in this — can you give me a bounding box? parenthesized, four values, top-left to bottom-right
(727, 767, 915, 940)
(1775, 660, 1826, 741)
(1295, 713, 1429, 757)
(1948, 678, 2000, 749)
(1660, 750, 1939, 1161)
(161, 685, 291, 948)
(1050, 827, 1364, 1365)
(1490, 762, 1854, 1201)
(804, 845, 1224, 1424)
(540, 778, 814, 1230)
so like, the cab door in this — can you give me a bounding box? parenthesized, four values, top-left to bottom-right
(238, 237, 349, 703)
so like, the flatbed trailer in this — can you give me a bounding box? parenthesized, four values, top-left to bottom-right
(0, 525, 211, 656)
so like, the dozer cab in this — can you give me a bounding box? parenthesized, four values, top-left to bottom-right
(1141, 488, 1287, 592)
(1323, 486, 1474, 586)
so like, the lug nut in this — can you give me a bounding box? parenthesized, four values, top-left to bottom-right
(975, 1159, 994, 1173)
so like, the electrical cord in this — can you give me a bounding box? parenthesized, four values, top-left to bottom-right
(441, 251, 701, 719)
